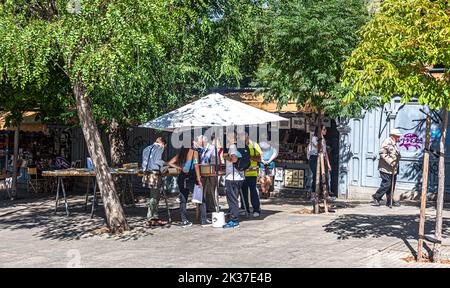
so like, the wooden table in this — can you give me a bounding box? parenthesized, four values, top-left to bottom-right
(43, 168, 224, 220)
(43, 169, 140, 217)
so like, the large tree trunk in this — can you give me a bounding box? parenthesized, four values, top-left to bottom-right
(11, 126, 19, 199)
(73, 76, 129, 233)
(109, 118, 127, 167)
(433, 109, 448, 262)
(109, 119, 133, 204)
(417, 114, 431, 261)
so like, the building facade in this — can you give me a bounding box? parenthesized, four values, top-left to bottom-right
(338, 96, 450, 200)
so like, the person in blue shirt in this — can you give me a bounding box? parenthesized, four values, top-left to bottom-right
(258, 138, 278, 199)
(142, 137, 174, 226)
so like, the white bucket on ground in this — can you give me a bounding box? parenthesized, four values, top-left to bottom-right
(212, 212, 225, 228)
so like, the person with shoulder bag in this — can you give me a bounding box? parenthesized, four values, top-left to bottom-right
(223, 132, 250, 228)
(171, 144, 208, 227)
(142, 137, 176, 227)
(241, 132, 262, 217)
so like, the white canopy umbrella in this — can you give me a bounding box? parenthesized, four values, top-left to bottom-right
(140, 93, 287, 218)
(139, 93, 288, 130)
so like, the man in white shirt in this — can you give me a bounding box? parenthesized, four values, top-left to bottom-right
(223, 132, 245, 228)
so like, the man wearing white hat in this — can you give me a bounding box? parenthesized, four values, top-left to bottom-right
(372, 128, 402, 207)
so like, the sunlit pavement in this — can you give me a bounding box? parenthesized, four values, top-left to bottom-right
(0, 194, 449, 268)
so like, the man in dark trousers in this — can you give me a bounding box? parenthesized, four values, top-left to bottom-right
(373, 129, 401, 207)
(142, 137, 168, 226)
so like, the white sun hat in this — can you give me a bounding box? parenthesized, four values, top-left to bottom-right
(390, 128, 402, 137)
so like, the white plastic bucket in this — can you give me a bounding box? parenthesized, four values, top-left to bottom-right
(212, 212, 225, 228)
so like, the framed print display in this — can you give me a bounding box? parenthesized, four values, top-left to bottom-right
(279, 119, 291, 129)
(291, 117, 305, 130)
(283, 169, 305, 189)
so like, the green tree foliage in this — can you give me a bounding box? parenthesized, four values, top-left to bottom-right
(0, 67, 72, 126)
(342, 0, 450, 109)
(92, 0, 266, 128)
(0, 0, 265, 231)
(0, 0, 186, 232)
(1, 0, 263, 128)
(253, 0, 372, 115)
(342, 0, 450, 262)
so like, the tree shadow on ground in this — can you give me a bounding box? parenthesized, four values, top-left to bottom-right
(323, 214, 450, 258)
(369, 200, 450, 211)
(260, 197, 362, 211)
(0, 193, 285, 241)
(0, 202, 161, 242)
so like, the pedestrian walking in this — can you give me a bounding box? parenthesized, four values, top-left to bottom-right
(372, 129, 402, 207)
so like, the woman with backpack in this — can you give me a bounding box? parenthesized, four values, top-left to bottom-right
(223, 132, 249, 228)
(167, 145, 209, 227)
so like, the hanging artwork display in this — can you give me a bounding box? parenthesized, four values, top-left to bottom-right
(291, 117, 305, 130)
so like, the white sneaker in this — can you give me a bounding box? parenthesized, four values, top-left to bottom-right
(253, 212, 260, 218)
(181, 220, 192, 227)
(239, 210, 248, 216)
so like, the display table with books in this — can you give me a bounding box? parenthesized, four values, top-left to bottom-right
(43, 167, 224, 219)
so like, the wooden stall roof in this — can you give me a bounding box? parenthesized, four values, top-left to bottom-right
(223, 91, 317, 113)
(0, 111, 47, 132)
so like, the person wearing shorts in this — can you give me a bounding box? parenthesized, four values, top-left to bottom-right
(258, 140, 277, 199)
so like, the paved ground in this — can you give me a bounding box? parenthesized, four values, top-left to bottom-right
(0, 192, 449, 268)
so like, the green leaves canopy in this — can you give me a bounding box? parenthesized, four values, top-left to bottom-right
(342, 0, 450, 110)
(0, 0, 263, 126)
(253, 0, 371, 115)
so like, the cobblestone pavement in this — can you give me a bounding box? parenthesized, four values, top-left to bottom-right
(0, 193, 449, 268)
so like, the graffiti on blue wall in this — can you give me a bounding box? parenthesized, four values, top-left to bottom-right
(399, 133, 423, 151)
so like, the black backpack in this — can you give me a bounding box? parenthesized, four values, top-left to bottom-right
(234, 146, 251, 171)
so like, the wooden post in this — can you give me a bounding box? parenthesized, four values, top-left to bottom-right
(433, 109, 448, 263)
(4, 133, 9, 174)
(319, 148, 329, 213)
(313, 111, 322, 214)
(417, 115, 431, 262)
(11, 125, 19, 199)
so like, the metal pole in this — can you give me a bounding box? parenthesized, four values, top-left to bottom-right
(90, 178, 97, 218)
(55, 176, 61, 213)
(61, 178, 69, 216)
(161, 182, 172, 223)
